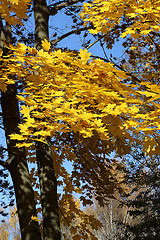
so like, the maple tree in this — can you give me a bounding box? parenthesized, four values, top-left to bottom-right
(0, 0, 160, 239)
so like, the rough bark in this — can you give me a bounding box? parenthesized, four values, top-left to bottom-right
(0, 22, 42, 240)
(1, 84, 42, 240)
(36, 141, 61, 240)
(33, 0, 49, 50)
(33, 0, 61, 239)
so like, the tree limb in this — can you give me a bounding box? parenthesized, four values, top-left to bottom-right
(51, 26, 91, 46)
(49, 0, 84, 16)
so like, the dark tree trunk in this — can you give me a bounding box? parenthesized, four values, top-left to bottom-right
(34, 0, 49, 50)
(1, 84, 42, 240)
(36, 141, 61, 240)
(0, 22, 42, 239)
(33, 0, 61, 239)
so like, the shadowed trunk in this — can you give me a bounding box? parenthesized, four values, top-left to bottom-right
(33, 0, 61, 239)
(1, 84, 42, 240)
(36, 141, 61, 240)
(0, 22, 42, 240)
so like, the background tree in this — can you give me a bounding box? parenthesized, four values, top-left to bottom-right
(120, 147, 160, 240)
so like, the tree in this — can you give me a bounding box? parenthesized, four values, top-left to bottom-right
(121, 147, 160, 239)
(83, 153, 160, 240)
(0, 0, 160, 239)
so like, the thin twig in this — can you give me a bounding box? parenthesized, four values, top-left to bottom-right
(86, 35, 104, 50)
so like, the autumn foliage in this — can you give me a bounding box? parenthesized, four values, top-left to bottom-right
(0, 0, 160, 239)
(1, 0, 160, 155)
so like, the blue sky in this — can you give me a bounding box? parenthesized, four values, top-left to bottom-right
(49, 8, 124, 57)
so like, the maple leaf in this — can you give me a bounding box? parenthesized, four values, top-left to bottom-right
(41, 39, 51, 51)
(16, 142, 33, 148)
(9, 133, 25, 141)
(0, 83, 7, 92)
(27, 46, 37, 55)
(20, 105, 30, 118)
(19, 124, 29, 134)
(79, 49, 91, 63)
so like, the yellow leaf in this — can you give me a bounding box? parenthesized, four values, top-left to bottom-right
(121, 31, 128, 38)
(19, 124, 29, 133)
(130, 46, 137, 50)
(79, 49, 91, 63)
(17, 95, 26, 102)
(27, 117, 35, 125)
(21, 105, 30, 117)
(16, 43, 26, 55)
(27, 46, 37, 55)
(16, 142, 33, 148)
(0, 83, 7, 92)
(10, 0, 19, 4)
(9, 133, 25, 141)
(147, 94, 160, 103)
(41, 39, 51, 51)
(31, 215, 41, 222)
(115, 70, 127, 79)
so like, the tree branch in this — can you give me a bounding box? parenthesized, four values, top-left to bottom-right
(49, 0, 84, 16)
(148, 33, 160, 54)
(51, 26, 91, 46)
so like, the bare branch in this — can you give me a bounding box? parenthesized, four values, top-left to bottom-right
(59, 208, 70, 227)
(49, 0, 84, 16)
(51, 26, 91, 46)
(0, 155, 16, 169)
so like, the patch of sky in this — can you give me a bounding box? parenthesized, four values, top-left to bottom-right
(49, 8, 124, 59)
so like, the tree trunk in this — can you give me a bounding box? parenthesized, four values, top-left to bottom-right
(1, 84, 42, 240)
(33, 0, 61, 239)
(36, 141, 61, 240)
(0, 22, 42, 239)
(34, 0, 49, 50)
